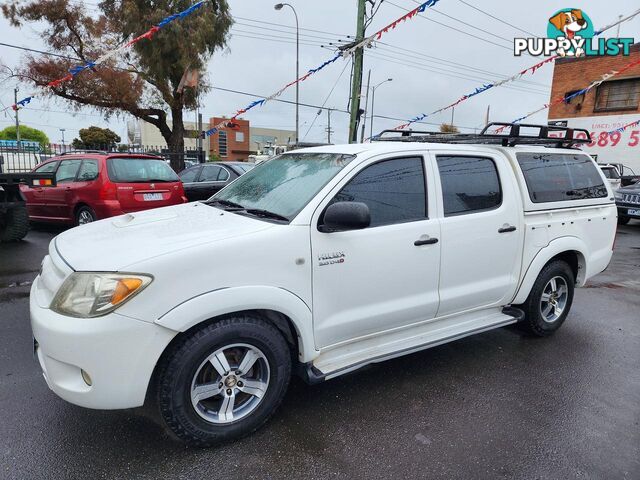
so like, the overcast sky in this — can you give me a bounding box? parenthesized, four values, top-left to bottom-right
(1, 0, 639, 145)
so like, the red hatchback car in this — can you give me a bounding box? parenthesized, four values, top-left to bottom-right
(21, 153, 187, 225)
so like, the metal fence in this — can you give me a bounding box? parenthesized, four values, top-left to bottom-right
(0, 142, 206, 173)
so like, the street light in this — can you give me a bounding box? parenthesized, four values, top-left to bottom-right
(370, 78, 393, 140)
(274, 2, 299, 145)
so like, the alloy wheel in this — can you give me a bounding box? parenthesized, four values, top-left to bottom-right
(190, 343, 270, 424)
(539, 276, 568, 323)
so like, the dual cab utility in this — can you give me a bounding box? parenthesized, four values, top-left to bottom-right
(31, 124, 616, 446)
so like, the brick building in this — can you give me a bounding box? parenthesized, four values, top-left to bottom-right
(208, 117, 252, 161)
(548, 43, 640, 171)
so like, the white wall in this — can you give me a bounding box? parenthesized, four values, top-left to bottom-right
(549, 114, 640, 173)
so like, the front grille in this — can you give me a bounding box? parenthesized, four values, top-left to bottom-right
(622, 193, 640, 204)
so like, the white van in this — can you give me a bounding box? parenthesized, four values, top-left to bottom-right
(31, 123, 616, 446)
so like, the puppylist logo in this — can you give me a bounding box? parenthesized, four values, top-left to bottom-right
(515, 8, 634, 57)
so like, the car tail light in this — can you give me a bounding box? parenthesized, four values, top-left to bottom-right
(100, 182, 117, 200)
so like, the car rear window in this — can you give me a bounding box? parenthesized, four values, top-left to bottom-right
(516, 153, 608, 203)
(106, 157, 179, 183)
(601, 167, 620, 179)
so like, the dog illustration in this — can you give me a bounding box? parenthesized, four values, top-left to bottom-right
(549, 9, 588, 56)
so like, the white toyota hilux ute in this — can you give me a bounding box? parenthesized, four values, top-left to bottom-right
(30, 124, 617, 446)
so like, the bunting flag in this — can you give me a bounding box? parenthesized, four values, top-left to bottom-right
(390, 7, 640, 132)
(608, 118, 640, 135)
(8, 1, 207, 111)
(341, 0, 440, 57)
(499, 57, 640, 130)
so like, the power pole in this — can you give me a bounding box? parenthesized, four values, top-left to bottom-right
(197, 113, 203, 163)
(13, 87, 20, 144)
(348, 0, 367, 143)
(360, 69, 371, 143)
(326, 109, 333, 144)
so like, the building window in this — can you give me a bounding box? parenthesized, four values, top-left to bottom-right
(236, 131, 245, 142)
(595, 78, 640, 112)
(564, 90, 585, 105)
(219, 131, 228, 157)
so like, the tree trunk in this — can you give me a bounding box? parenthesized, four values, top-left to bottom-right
(167, 107, 185, 172)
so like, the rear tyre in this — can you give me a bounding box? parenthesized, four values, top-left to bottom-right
(617, 215, 630, 225)
(0, 205, 29, 242)
(517, 260, 575, 337)
(75, 205, 96, 226)
(155, 315, 291, 447)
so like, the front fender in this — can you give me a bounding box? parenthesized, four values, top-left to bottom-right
(155, 285, 318, 363)
(512, 236, 588, 305)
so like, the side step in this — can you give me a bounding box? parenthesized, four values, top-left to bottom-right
(305, 306, 525, 383)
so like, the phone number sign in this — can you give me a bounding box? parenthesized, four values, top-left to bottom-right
(549, 115, 640, 170)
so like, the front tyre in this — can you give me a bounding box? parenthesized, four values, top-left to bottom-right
(517, 260, 575, 337)
(617, 215, 630, 225)
(155, 315, 291, 447)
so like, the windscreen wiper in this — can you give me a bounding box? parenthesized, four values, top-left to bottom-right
(206, 198, 246, 210)
(243, 208, 289, 222)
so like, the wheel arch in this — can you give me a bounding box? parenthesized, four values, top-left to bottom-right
(512, 237, 587, 305)
(154, 286, 316, 364)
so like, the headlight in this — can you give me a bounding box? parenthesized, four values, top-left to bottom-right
(614, 192, 623, 201)
(51, 272, 152, 318)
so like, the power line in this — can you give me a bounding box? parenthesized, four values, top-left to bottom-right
(375, 43, 550, 89)
(210, 86, 350, 114)
(365, 52, 550, 96)
(385, 1, 512, 51)
(456, 0, 537, 37)
(407, 0, 514, 44)
(233, 15, 352, 39)
(371, 46, 550, 91)
(302, 58, 352, 141)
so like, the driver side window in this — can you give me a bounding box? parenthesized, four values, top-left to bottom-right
(330, 156, 427, 228)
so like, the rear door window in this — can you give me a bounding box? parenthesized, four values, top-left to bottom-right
(106, 158, 179, 183)
(199, 165, 229, 182)
(55, 160, 82, 183)
(437, 156, 502, 216)
(179, 167, 200, 183)
(516, 153, 607, 202)
(77, 160, 99, 181)
(34, 161, 58, 173)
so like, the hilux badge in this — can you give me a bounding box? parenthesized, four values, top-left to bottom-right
(318, 252, 345, 267)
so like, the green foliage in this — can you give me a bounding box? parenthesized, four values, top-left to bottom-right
(208, 152, 221, 162)
(72, 126, 121, 148)
(0, 125, 49, 145)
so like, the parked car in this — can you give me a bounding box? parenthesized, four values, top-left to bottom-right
(599, 162, 640, 186)
(599, 164, 622, 191)
(31, 124, 616, 447)
(20, 153, 187, 225)
(614, 182, 640, 224)
(179, 161, 255, 201)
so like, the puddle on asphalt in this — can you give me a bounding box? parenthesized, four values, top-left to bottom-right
(583, 280, 640, 289)
(0, 280, 33, 289)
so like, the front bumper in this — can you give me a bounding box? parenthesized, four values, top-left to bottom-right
(30, 279, 176, 409)
(617, 205, 640, 219)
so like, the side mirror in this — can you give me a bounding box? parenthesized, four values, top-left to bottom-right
(320, 201, 370, 232)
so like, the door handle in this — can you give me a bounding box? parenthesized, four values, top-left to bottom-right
(498, 225, 517, 233)
(414, 237, 439, 246)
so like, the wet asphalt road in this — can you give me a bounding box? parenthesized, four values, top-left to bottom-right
(0, 223, 639, 480)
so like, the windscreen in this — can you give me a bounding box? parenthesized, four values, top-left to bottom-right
(212, 152, 355, 219)
(107, 158, 179, 183)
